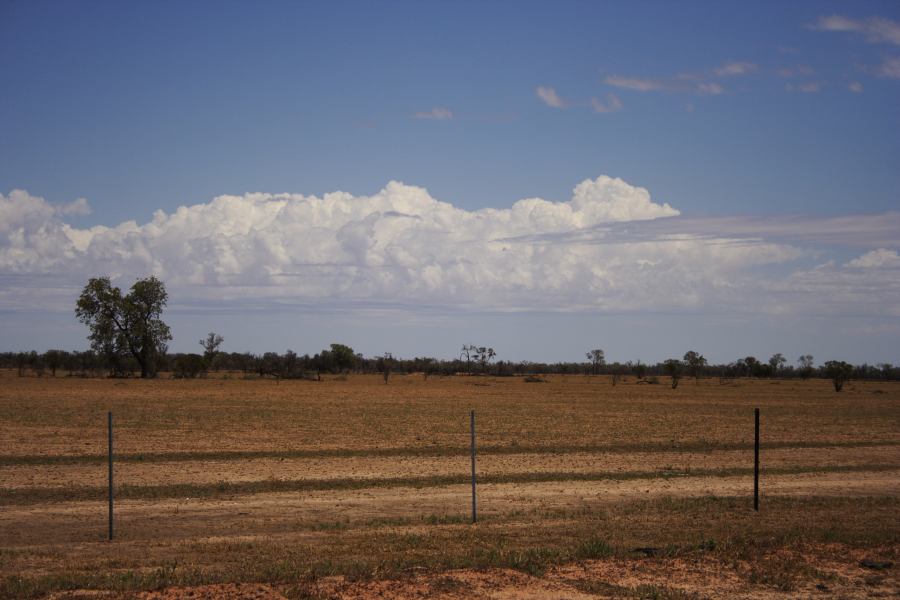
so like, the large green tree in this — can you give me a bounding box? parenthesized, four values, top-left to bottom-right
(75, 276, 172, 378)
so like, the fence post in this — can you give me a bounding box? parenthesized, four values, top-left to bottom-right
(754, 407, 759, 512)
(470, 409, 477, 523)
(108, 411, 114, 540)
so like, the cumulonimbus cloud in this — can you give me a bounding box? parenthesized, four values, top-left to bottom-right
(1, 177, 897, 317)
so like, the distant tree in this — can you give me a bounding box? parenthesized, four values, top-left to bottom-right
(379, 352, 393, 383)
(75, 276, 172, 378)
(74, 350, 101, 377)
(586, 349, 605, 375)
(742, 356, 760, 378)
(683, 350, 707, 381)
(474, 346, 496, 373)
(199, 332, 225, 370)
(282, 350, 299, 378)
(460, 344, 476, 375)
(798, 355, 814, 380)
(878, 363, 895, 381)
(854, 363, 878, 380)
(259, 352, 283, 377)
(664, 359, 683, 389)
(631, 360, 647, 380)
(43, 350, 68, 377)
(172, 354, 205, 379)
(32, 352, 46, 377)
(15, 352, 29, 377)
(329, 343, 357, 372)
(823, 360, 854, 392)
(768, 353, 786, 377)
(608, 362, 626, 386)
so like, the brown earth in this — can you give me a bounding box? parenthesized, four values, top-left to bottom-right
(0, 373, 897, 599)
(3, 445, 898, 489)
(2, 372, 898, 457)
(3, 470, 899, 548)
(43, 547, 900, 600)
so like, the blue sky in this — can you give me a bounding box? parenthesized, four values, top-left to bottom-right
(1, 1, 898, 364)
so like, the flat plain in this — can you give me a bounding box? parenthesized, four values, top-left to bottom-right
(0, 371, 897, 599)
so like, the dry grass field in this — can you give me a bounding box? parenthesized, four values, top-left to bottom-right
(0, 371, 898, 599)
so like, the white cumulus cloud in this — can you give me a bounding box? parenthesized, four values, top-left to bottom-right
(2, 179, 898, 319)
(847, 248, 900, 269)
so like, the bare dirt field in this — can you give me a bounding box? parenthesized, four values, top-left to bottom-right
(1, 371, 898, 599)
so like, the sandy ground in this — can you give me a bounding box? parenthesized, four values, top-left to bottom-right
(44, 548, 899, 599)
(303, 550, 900, 600)
(3, 469, 898, 547)
(3, 375, 898, 598)
(2, 374, 898, 458)
(2, 445, 897, 489)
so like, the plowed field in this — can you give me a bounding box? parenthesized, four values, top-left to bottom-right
(1, 372, 897, 599)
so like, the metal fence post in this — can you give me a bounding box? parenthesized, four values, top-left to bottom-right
(470, 409, 477, 523)
(754, 407, 759, 512)
(108, 411, 114, 540)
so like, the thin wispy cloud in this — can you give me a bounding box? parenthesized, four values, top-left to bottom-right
(849, 81, 864, 93)
(604, 62, 740, 95)
(876, 56, 900, 79)
(605, 75, 724, 95)
(590, 93, 623, 113)
(810, 15, 900, 45)
(696, 82, 725, 95)
(535, 86, 567, 108)
(786, 81, 823, 93)
(603, 76, 665, 92)
(713, 61, 758, 76)
(412, 107, 453, 120)
(777, 65, 815, 78)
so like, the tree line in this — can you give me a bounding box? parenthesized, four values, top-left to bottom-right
(2, 346, 895, 388)
(1, 276, 895, 391)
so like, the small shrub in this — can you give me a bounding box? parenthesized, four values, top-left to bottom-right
(575, 537, 614, 560)
(824, 360, 853, 392)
